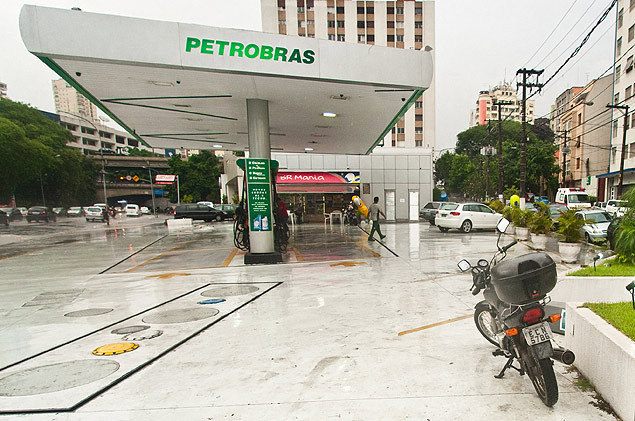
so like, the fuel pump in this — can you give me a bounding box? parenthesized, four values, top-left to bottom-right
(233, 176, 250, 251)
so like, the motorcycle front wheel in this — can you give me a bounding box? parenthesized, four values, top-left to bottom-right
(522, 346, 559, 407)
(474, 307, 498, 347)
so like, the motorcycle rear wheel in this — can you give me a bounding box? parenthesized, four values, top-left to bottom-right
(474, 307, 499, 347)
(523, 347, 559, 407)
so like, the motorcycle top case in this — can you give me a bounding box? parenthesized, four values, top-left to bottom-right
(490, 252, 557, 305)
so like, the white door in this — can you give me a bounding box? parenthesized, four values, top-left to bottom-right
(385, 191, 395, 221)
(409, 191, 419, 221)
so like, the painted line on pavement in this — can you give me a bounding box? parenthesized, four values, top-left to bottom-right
(398, 314, 472, 336)
(356, 225, 399, 257)
(99, 234, 167, 274)
(293, 247, 305, 262)
(222, 248, 238, 266)
(125, 240, 195, 272)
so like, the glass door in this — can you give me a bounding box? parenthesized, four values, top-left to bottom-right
(385, 190, 395, 221)
(409, 190, 419, 221)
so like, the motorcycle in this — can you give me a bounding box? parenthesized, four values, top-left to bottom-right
(457, 218, 575, 407)
(342, 203, 359, 226)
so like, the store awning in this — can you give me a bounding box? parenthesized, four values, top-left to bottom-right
(596, 167, 635, 178)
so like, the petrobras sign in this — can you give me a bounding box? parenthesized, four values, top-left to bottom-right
(185, 37, 315, 65)
(277, 172, 360, 184)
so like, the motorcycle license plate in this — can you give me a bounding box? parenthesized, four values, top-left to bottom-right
(522, 322, 553, 346)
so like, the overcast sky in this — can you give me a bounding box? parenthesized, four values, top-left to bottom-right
(1, 0, 616, 153)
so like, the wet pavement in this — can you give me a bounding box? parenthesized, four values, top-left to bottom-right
(0, 217, 620, 419)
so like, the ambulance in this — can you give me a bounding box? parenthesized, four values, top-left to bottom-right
(554, 188, 592, 209)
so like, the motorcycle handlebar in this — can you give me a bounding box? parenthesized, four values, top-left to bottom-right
(471, 286, 481, 296)
(501, 240, 517, 253)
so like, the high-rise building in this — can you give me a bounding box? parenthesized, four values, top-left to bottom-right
(52, 79, 99, 120)
(469, 83, 535, 127)
(261, 0, 435, 150)
(0, 81, 7, 98)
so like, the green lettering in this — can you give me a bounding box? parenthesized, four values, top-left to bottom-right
(260, 45, 274, 60)
(274, 47, 288, 62)
(302, 49, 315, 64)
(216, 40, 229, 55)
(288, 49, 302, 63)
(244, 44, 260, 58)
(229, 42, 245, 57)
(185, 37, 201, 52)
(201, 39, 214, 54)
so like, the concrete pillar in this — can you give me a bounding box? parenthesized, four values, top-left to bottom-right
(246, 99, 275, 255)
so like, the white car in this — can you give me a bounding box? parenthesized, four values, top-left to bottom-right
(197, 201, 215, 208)
(85, 206, 107, 222)
(140, 206, 150, 215)
(605, 200, 628, 217)
(125, 204, 140, 217)
(435, 203, 502, 233)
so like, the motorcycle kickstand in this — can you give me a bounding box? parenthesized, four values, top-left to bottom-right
(494, 357, 515, 379)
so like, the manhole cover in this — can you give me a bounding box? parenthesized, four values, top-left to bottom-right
(64, 308, 113, 317)
(93, 342, 139, 356)
(23, 289, 84, 307)
(123, 329, 163, 341)
(111, 325, 150, 335)
(0, 360, 119, 396)
(142, 307, 219, 324)
(201, 285, 259, 297)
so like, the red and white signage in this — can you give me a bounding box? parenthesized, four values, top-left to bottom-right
(155, 174, 176, 185)
(276, 172, 359, 184)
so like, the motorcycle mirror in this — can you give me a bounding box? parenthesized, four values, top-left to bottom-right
(457, 259, 471, 272)
(496, 218, 510, 234)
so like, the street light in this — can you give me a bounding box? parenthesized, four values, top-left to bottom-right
(60, 111, 108, 205)
(143, 166, 158, 218)
(606, 103, 629, 198)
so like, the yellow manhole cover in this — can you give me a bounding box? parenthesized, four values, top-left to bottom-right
(92, 342, 139, 356)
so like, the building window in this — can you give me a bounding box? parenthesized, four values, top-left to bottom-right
(396, 7, 404, 14)
(614, 122, 618, 137)
(616, 65, 621, 82)
(415, 128, 423, 134)
(415, 21, 423, 28)
(298, 6, 304, 13)
(397, 127, 405, 134)
(337, 20, 345, 28)
(415, 36, 422, 42)
(336, 6, 344, 13)
(387, 34, 394, 42)
(576, 157, 581, 169)
(298, 20, 305, 27)
(415, 140, 423, 147)
(387, 21, 394, 28)
(367, 34, 374, 42)
(619, 8, 624, 29)
(357, 21, 365, 28)
(415, 7, 422, 14)
(631, 113, 635, 129)
(367, 21, 374, 28)
(279, 20, 286, 25)
(387, 6, 394, 14)
(632, 0, 635, 10)
(128, 139, 139, 147)
(328, 34, 335, 40)
(627, 85, 633, 99)
(358, 34, 365, 42)
(396, 21, 404, 29)
(629, 24, 635, 42)
(328, 20, 335, 27)
(415, 101, 422, 108)
(307, 20, 314, 25)
(367, 7, 374, 14)
(357, 6, 365, 13)
(337, 34, 345, 42)
(396, 35, 404, 42)
(615, 93, 620, 104)
(617, 37, 623, 57)
(578, 113, 582, 125)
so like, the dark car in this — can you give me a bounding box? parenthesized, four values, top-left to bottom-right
(0, 210, 8, 226)
(0, 207, 23, 221)
(174, 204, 224, 221)
(420, 201, 441, 224)
(548, 203, 568, 230)
(215, 204, 237, 220)
(607, 217, 621, 250)
(26, 206, 57, 223)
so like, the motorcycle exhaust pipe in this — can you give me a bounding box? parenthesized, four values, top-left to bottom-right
(553, 347, 575, 365)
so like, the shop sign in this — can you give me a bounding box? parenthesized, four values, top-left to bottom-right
(246, 159, 272, 232)
(155, 174, 176, 185)
(185, 37, 315, 65)
(277, 172, 360, 184)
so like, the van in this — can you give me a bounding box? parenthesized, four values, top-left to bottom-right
(554, 188, 591, 209)
(125, 204, 140, 217)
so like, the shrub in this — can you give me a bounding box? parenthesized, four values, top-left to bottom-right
(528, 203, 552, 235)
(489, 200, 505, 213)
(614, 188, 635, 264)
(556, 208, 585, 243)
(503, 187, 519, 201)
(501, 206, 513, 222)
(510, 207, 532, 228)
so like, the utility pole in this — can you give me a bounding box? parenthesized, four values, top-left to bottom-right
(516, 68, 544, 198)
(558, 129, 569, 187)
(492, 99, 513, 196)
(606, 104, 629, 198)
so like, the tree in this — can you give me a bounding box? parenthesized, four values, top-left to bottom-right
(434, 151, 454, 185)
(127, 147, 159, 157)
(0, 99, 97, 206)
(167, 151, 223, 203)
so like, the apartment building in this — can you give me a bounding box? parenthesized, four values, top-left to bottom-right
(470, 83, 535, 127)
(551, 86, 583, 133)
(259, 0, 435, 221)
(555, 75, 612, 198)
(0, 81, 7, 99)
(52, 79, 99, 120)
(600, 0, 635, 199)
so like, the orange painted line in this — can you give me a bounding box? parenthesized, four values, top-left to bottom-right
(222, 248, 238, 267)
(293, 247, 304, 262)
(398, 314, 472, 336)
(415, 273, 457, 282)
(355, 241, 382, 258)
(126, 241, 192, 272)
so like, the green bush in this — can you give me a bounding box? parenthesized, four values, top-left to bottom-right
(503, 187, 519, 201)
(501, 206, 513, 222)
(433, 188, 441, 201)
(556, 208, 585, 243)
(510, 207, 532, 228)
(615, 189, 635, 264)
(528, 203, 552, 235)
(489, 200, 504, 213)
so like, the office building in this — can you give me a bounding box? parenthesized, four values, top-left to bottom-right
(470, 83, 535, 127)
(52, 79, 99, 120)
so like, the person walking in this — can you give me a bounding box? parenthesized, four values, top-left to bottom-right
(368, 196, 386, 241)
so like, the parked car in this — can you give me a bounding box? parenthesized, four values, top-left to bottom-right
(125, 204, 140, 217)
(594, 201, 607, 210)
(26, 206, 57, 223)
(215, 204, 237, 219)
(0, 207, 23, 221)
(197, 201, 215, 208)
(419, 201, 441, 224)
(532, 196, 550, 204)
(605, 199, 628, 217)
(607, 216, 621, 250)
(85, 206, 108, 222)
(435, 203, 502, 233)
(575, 210, 611, 244)
(174, 204, 224, 221)
(140, 206, 150, 215)
(0, 210, 9, 226)
(17, 207, 28, 216)
(548, 203, 568, 230)
(67, 207, 84, 217)
(52, 207, 68, 217)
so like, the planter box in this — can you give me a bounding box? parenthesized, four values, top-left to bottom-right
(565, 303, 635, 421)
(515, 227, 529, 241)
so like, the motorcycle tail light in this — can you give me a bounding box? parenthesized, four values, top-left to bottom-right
(450, 211, 460, 216)
(505, 328, 518, 336)
(549, 314, 562, 323)
(522, 308, 545, 325)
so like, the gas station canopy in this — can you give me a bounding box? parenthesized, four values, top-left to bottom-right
(20, 5, 433, 155)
